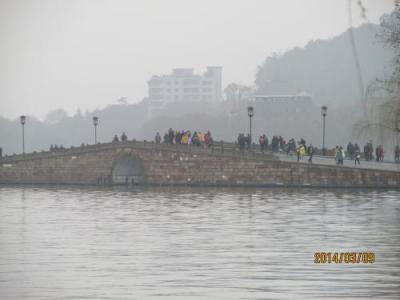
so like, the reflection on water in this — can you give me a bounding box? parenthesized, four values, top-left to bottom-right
(0, 186, 399, 299)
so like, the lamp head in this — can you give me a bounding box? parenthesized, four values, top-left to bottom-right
(321, 105, 328, 117)
(248, 106, 254, 117)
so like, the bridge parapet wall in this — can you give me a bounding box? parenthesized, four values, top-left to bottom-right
(0, 140, 276, 163)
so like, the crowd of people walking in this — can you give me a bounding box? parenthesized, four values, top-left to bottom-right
(237, 133, 252, 150)
(155, 128, 214, 148)
(253, 134, 314, 162)
(346, 141, 394, 164)
(250, 133, 400, 166)
(363, 141, 374, 161)
(112, 132, 128, 143)
(49, 144, 66, 152)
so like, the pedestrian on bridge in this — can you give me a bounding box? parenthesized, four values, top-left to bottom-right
(335, 146, 344, 166)
(297, 144, 305, 162)
(238, 134, 246, 151)
(259, 135, 268, 152)
(121, 132, 127, 142)
(307, 144, 314, 163)
(155, 132, 161, 144)
(246, 134, 251, 150)
(354, 150, 361, 166)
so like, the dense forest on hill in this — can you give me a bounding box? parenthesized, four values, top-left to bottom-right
(255, 23, 393, 108)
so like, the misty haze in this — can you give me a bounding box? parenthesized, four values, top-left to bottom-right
(1, 1, 400, 300)
(0, 0, 397, 156)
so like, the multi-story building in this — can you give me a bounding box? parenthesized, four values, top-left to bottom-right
(147, 66, 222, 119)
(253, 92, 312, 115)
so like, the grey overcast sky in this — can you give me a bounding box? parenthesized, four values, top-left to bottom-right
(0, 0, 395, 120)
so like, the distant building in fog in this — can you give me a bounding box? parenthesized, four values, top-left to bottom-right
(253, 92, 312, 115)
(147, 66, 222, 119)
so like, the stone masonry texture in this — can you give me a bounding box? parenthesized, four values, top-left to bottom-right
(0, 143, 399, 188)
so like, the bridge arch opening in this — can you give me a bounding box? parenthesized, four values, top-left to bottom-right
(111, 154, 145, 185)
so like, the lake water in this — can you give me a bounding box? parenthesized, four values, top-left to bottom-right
(0, 186, 399, 299)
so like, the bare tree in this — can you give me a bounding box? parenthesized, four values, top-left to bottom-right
(380, 1, 400, 76)
(354, 3, 400, 147)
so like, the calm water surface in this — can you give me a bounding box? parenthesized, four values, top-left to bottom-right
(0, 186, 399, 299)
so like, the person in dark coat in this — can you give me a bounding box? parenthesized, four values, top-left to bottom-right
(307, 144, 314, 163)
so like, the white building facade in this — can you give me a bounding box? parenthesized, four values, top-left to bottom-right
(253, 92, 312, 115)
(147, 66, 222, 119)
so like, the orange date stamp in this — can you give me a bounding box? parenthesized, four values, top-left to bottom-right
(314, 252, 375, 264)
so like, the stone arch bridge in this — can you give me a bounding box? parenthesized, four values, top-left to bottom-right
(0, 140, 399, 188)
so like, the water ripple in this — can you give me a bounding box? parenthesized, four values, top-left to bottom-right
(0, 186, 399, 299)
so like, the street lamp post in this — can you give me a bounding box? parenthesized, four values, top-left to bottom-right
(20, 115, 26, 154)
(396, 111, 400, 146)
(93, 116, 99, 144)
(321, 106, 328, 156)
(248, 106, 254, 145)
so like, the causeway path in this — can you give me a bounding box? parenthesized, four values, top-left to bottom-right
(276, 152, 400, 172)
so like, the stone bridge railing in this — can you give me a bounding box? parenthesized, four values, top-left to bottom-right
(0, 140, 278, 163)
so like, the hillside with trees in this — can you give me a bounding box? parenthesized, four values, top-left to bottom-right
(255, 23, 393, 108)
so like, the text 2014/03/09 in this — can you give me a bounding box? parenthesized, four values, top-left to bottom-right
(314, 252, 375, 264)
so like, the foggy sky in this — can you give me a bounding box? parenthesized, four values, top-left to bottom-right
(0, 0, 395, 120)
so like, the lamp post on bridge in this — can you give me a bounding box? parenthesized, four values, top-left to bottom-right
(321, 106, 328, 156)
(248, 106, 254, 145)
(20, 115, 26, 154)
(93, 116, 99, 144)
(396, 111, 400, 147)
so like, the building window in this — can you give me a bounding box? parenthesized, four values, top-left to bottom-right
(184, 80, 200, 85)
(184, 88, 199, 93)
(149, 80, 162, 86)
(150, 87, 163, 94)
